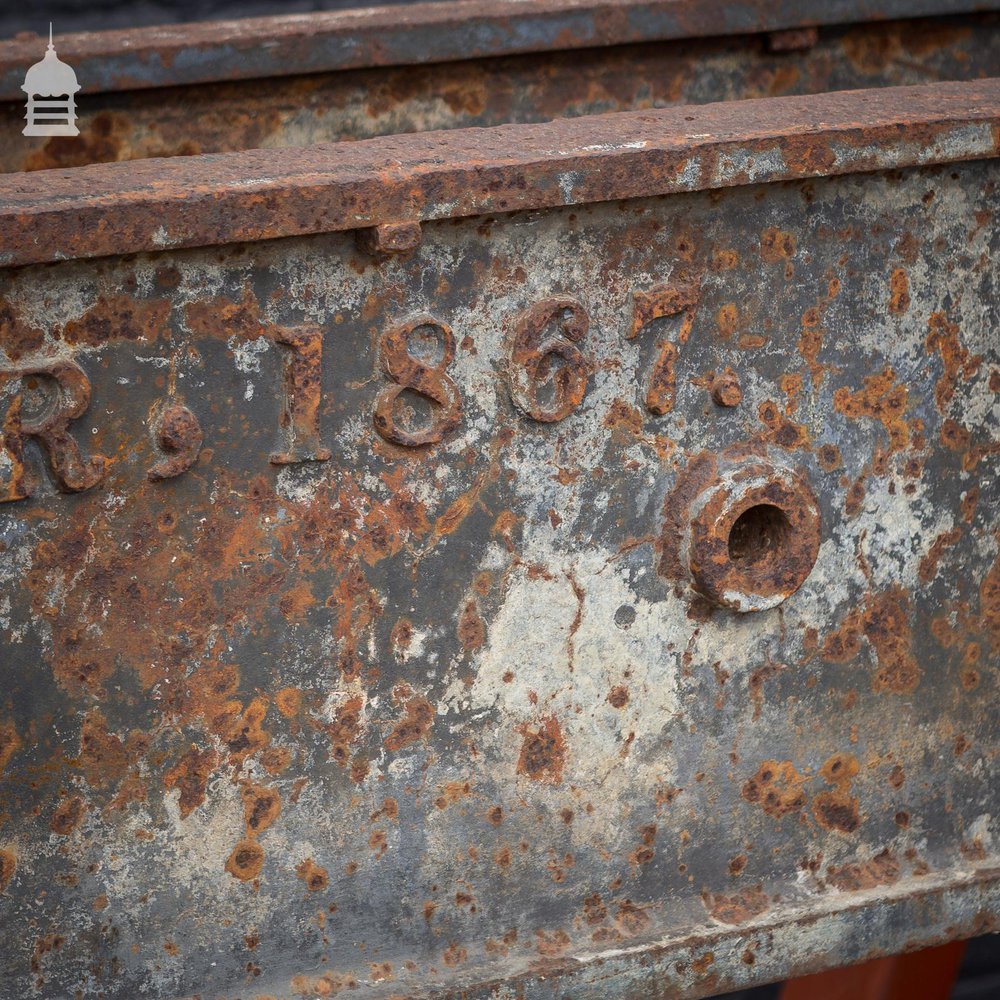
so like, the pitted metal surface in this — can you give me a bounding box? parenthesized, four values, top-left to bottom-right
(1, 144, 998, 998)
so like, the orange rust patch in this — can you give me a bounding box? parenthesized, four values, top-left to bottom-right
(369, 962, 393, 982)
(242, 784, 282, 836)
(291, 972, 356, 997)
(717, 303, 738, 339)
(184, 284, 272, 342)
(741, 760, 807, 818)
(925, 311, 981, 412)
(833, 367, 912, 454)
(607, 685, 630, 709)
(813, 752, 861, 834)
(535, 929, 572, 956)
(369, 829, 388, 856)
(226, 839, 264, 882)
(390, 617, 413, 657)
(0, 298, 45, 360)
(457, 600, 486, 651)
(758, 399, 810, 450)
(889, 268, 910, 315)
(818, 443, 842, 471)
(279, 581, 316, 622)
(759, 228, 796, 262)
(516, 716, 566, 785)
(371, 798, 399, 824)
(919, 527, 962, 583)
(702, 885, 770, 924)
(259, 746, 293, 775)
(274, 687, 303, 718)
(222, 696, 272, 763)
(435, 780, 472, 809)
(712, 249, 739, 270)
(61, 295, 170, 347)
(164, 746, 219, 819)
(691, 951, 716, 976)
(49, 796, 86, 836)
(819, 753, 859, 786)
(604, 398, 645, 435)
(629, 823, 657, 867)
(841, 28, 903, 72)
(748, 660, 786, 721)
(442, 943, 468, 967)
(798, 319, 824, 388)
(327, 695, 364, 767)
(384, 695, 433, 753)
(78, 711, 130, 788)
(0, 720, 21, 777)
(812, 792, 861, 833)
(613, 900, 650, 937)
(979, 551, 1000, 651)
(961, 838, 987, 861)
(865, 587, 921, 694)
(296, 858, 329, 892)
(0, 849, 16, 892)
(826, 849, 899, 890)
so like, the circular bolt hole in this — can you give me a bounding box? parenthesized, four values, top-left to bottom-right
(727, 504, 791, 564)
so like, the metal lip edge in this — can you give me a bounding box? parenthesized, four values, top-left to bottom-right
(195, 862, 1000, 1000)
(0, 0, 997, 101)
(0, 78, 998, 271)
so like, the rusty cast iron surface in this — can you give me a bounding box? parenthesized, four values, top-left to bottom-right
(2, 0, 998, 101)
(0, 79, 998, 270)
(1, 85, 998, 997)
(2, 13, 999, 175)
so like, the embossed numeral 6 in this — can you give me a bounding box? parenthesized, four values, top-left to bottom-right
(374, 316, 462, 447)
(507, 297, 590, 423)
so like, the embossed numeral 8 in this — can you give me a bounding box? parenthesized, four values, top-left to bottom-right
(507, 297, 590, 423)
(374, 316, 462, 447)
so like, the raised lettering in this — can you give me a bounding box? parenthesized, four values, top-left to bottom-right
(374, 316, 462, 447)
(271, 325, 331, 464)
(507, 297, 589, 423)
(0, 359, 107, 501)
(630, 280, 700, 415)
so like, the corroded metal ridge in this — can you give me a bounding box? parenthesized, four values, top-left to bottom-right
(0, 0, 996, 100)
(1, 78, 998, 270)
(243, 867, 1000, 999)
(436, 870, 1000, 1000)
(3, 11, 999, 173)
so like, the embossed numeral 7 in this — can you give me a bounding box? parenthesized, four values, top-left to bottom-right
(629, 279, 700, 415)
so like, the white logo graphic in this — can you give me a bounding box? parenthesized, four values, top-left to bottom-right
(22, 24, 80, 137)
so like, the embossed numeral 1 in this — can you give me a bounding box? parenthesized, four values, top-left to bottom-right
(270, 325, 331, 464)
(374, 316, 462, 447)
(507, 297, 589, 423)
(0, 359, 107, 502)
(630, 280, 700, 415)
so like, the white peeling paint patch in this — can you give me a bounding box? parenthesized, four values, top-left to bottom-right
(228, 335, 270, 374)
